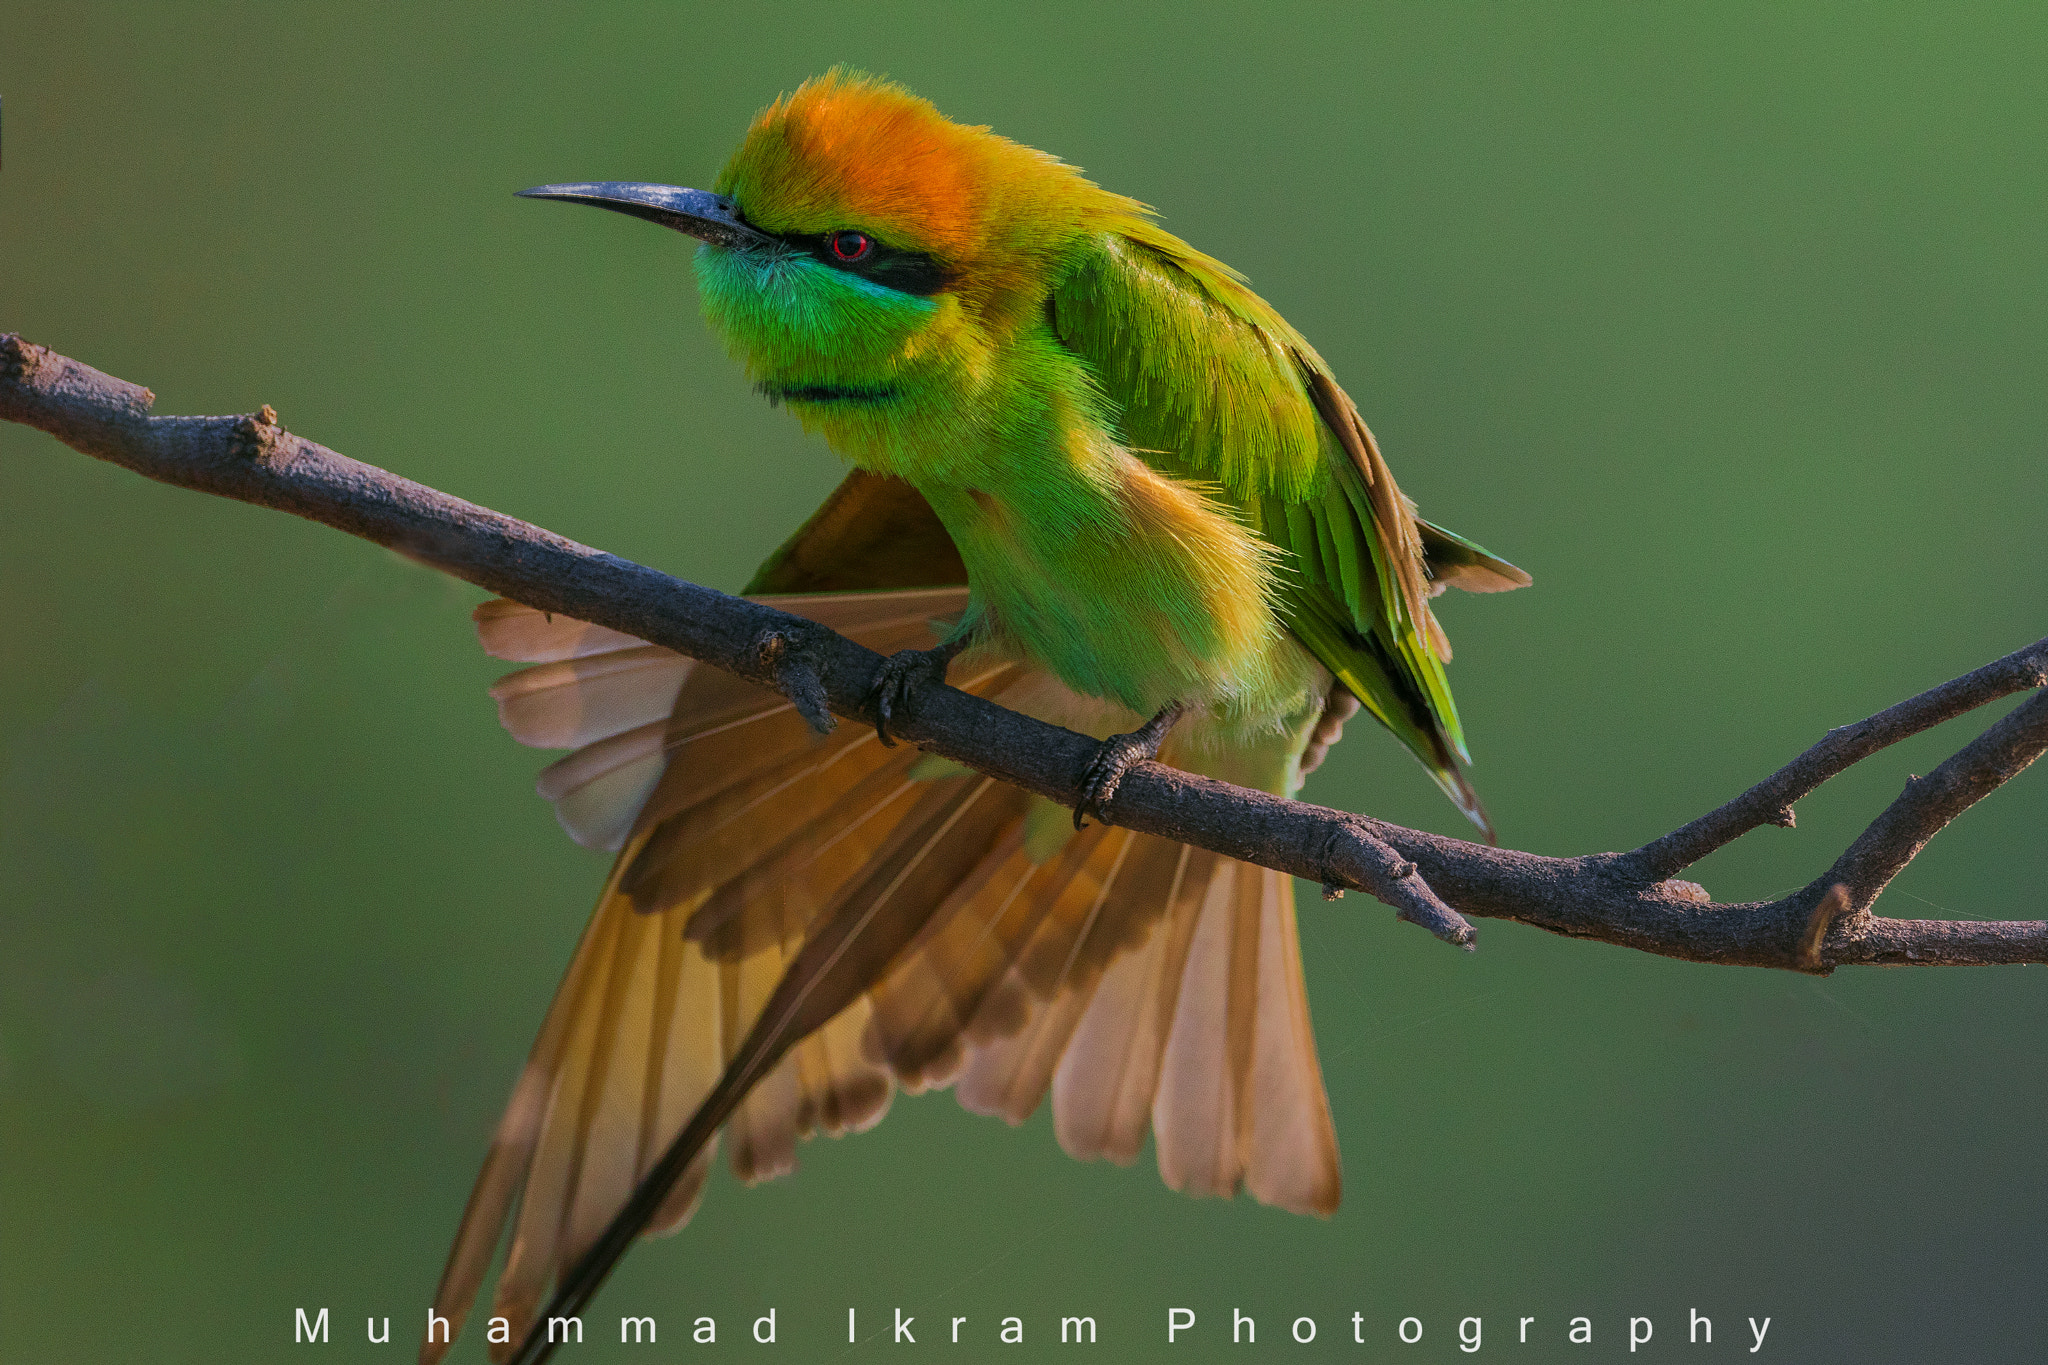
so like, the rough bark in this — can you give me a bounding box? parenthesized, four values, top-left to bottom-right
(6, 332, 2043, 972)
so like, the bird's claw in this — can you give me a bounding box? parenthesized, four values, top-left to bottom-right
(870, 638, 967, 746)
(1074, 702, 1186, 829)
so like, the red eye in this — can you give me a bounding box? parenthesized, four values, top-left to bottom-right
(828, 230, 874, 263)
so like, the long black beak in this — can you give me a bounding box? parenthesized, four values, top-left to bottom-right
(515, 182, 776, 251)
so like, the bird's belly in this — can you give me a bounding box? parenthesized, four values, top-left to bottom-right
(923, 463, 1316, 733)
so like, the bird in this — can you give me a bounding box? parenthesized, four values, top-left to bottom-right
(422, 69, 1528, 1365)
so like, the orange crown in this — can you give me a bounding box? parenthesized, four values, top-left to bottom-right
(715, 69, 1142, 268)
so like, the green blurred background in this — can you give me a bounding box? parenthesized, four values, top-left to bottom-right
(3, 3, 2044, 1360)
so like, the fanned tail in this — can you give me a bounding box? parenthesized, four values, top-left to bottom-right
(948, 766, 1340, 1215)
(428, 588, 1343, 1364)
(429, 590, 1009, 1361)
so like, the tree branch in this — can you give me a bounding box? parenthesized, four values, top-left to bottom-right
(5, 332, 2043, 972)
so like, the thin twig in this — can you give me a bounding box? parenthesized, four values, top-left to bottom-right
(1620, 640, 2048, 884)
(4, 332, 2043, 973)
(1823, 688, 2048, 911)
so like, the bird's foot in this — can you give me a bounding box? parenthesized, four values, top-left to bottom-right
(869, 636, 969, 746)
(1074, 702, 1186, 829)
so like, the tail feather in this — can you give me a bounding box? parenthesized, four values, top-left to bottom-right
(723, 938, 802, 1183)
(865, 818, 1115, 1088)
(422, 913, 608, 1361)
(558, 911, 664, 1270)
(474, 598, 648, 662)
(949, 823, 1187, 1128)
(1244, 867, 1341, 1214)
(1052, 843, 1215, 1164)
(486, 904, 624, 1359)
(859, 819, 1030, 1091)
(624, 732, 904, 916)
(641, 916, 721, 1235)
(682, 771, 930, 957)
(644, 1149, 715, 1239)
(429, 589, 1347, 1364)
(1150, 859, 1259, 1202)
(633, 705, 839, 836)
(954, 970, 1095, 1126)
(490, 646, 693, 750)
(626, 660, 1025, 925)
(534, 722, 670, 851)
(796, 998, 893, 1137)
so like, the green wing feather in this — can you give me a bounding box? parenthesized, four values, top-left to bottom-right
(1049, 226, 1528, 836)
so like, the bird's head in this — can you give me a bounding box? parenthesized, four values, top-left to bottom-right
(520, 71, 1139, 456)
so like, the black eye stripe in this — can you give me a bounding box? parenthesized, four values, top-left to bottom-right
(781, 230, 954, 297)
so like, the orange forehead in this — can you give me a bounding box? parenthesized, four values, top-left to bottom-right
(716, 71, 1091, 261)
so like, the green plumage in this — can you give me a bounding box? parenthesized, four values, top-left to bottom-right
(692, 69, 1528, 831)
(1048, 226, 1525, 826)
(429, 79, 1539, 1364)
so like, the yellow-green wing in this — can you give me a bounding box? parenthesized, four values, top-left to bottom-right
(1049, 225, 1528, 835)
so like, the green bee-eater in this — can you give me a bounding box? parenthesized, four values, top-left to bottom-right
(425, 69, 1527, 1364)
